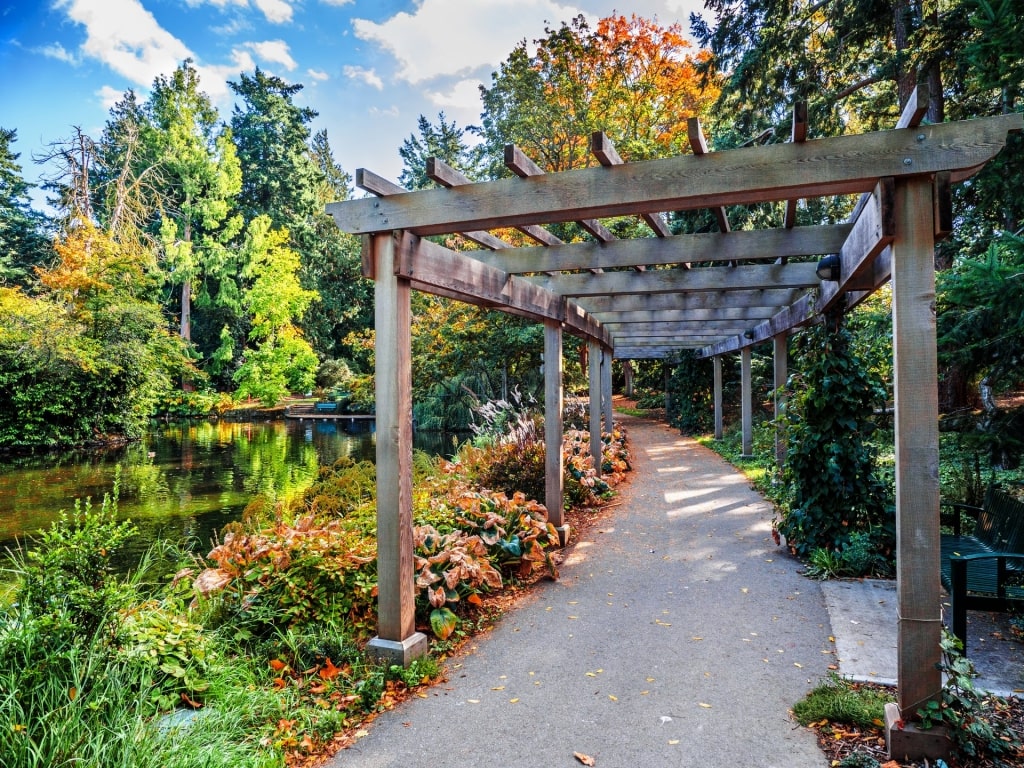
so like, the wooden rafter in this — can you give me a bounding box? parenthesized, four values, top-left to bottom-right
(687, 117, 731, 234)
(592, 131, 670, 239)
(783, 101, 808, 232)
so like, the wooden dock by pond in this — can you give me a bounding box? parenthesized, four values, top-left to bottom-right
(284, 403, 375, 421)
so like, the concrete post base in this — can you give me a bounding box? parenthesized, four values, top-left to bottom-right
(366, 632, 429, 667)
(885, 703, 952, 763)
(554, 524, 571, 547)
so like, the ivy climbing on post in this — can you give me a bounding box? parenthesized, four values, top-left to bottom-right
(775, 307, 892, 559)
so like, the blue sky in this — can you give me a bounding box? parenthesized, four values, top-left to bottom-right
(1, 0, 706, 207)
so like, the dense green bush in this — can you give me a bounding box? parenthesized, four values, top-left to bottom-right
(667, 356, 714, 434)
(776, 314, 893, 558)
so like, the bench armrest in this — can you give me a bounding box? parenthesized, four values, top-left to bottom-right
(949, 550, 1024, 564)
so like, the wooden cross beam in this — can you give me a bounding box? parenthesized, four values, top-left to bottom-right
(328, 113, 1021, 236)
(575, 288, 806, 314)
(527, 262, 820, 297)
(483, 224, 851, 274)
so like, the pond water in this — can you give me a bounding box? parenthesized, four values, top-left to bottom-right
(0, 418, 462, 566)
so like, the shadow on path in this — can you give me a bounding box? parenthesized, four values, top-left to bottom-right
(325, 415, 833, 768)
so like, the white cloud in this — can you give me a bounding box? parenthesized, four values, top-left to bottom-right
(343, 65, 383, 90)
(425, 78, 484, 111)
(319, 0, 353, 6)
(352, 0, 588, 84)
(307, 68, 329, 81)
(195, 48, 257, 102)
(55, 0, 193, 87)
(97, 84, 125, 109)
(253, 0, 294, 24)
(244, 39, 296, 69)
(36, 42, 78, 64)
(182, 0, 294, 24)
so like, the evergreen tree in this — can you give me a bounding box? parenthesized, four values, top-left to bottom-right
(398, 113, 481, 190)
(0, 128, 49, 285)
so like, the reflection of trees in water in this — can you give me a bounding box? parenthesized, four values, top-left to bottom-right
(0, 421, 381, 555)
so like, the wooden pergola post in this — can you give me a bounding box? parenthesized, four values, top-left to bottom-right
(544, 320, 567, 539)
(773, 334, 788, 467)
(888, 179, 943, 723)
(740, 346, 753, 457)
(367, 232, 428, 666)
(714, 355, 724, 440)
(588, 339, 603, 476)
(602, 347, 614, 434)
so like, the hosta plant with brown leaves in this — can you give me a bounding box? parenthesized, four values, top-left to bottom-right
(413, 525, 503, 639)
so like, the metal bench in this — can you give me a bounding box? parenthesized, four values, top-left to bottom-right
(940, 485, 1024, 652)
(314, 401, 339, 413)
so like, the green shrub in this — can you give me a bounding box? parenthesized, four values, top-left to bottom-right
(776, 316, 892, 558)
(16, 475, 138, 644)
(918, 631, 1022, 761)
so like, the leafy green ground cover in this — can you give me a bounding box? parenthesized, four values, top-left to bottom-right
(0, 425, 630, 768)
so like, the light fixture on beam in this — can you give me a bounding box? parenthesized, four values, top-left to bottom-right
(743, 329, 756, 340)
(816, 253, 841, 281)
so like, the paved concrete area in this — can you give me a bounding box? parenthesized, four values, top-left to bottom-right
(824, 578, 1024, 695)
(326, 416, 833, 768)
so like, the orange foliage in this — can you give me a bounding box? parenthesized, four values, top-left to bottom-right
(590, 15, 721, 159)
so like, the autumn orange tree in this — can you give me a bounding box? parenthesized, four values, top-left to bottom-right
(477, 14, 720, 175)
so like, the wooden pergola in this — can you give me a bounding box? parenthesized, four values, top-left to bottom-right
(328, 87, 1021, 758)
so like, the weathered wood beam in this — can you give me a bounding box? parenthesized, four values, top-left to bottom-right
(614, 336, 730, 346)
(527, 262, 820, 297)
(897, 82, 930, 129)
(422, 158, 512, 251)
(357, 167, 507, 252)
(544, 320, 564, 531)
(890, 178, 942, 721)
(606, 321, 753, 335)
(575, 288, 805, 313)
(687, 117, 731, 234)
(484, 224, 851, 274)
(506, 144, 614, 255)
(367, 233, 427, 664)
(423, 157, 561, 250)
(564, 299, 610, 346)
(328, 114, 1022, 236)
(741, 347, 753, 456)
(713, 355, 723, 439)
(588, 340, 603, 472)
(784, 101, 809, 232)
(592, 131, 670, 239)
(593, 307, 777, 324)
(697, 177, 896, 357)
(390, 230, 611, 347)
(615, 347, 688, 359)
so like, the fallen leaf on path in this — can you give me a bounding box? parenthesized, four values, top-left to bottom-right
(608, 695, 617, 701)
(574, 752, 596, 766)
(668, 739, 680, 745)
(698, 702, 712, 708)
